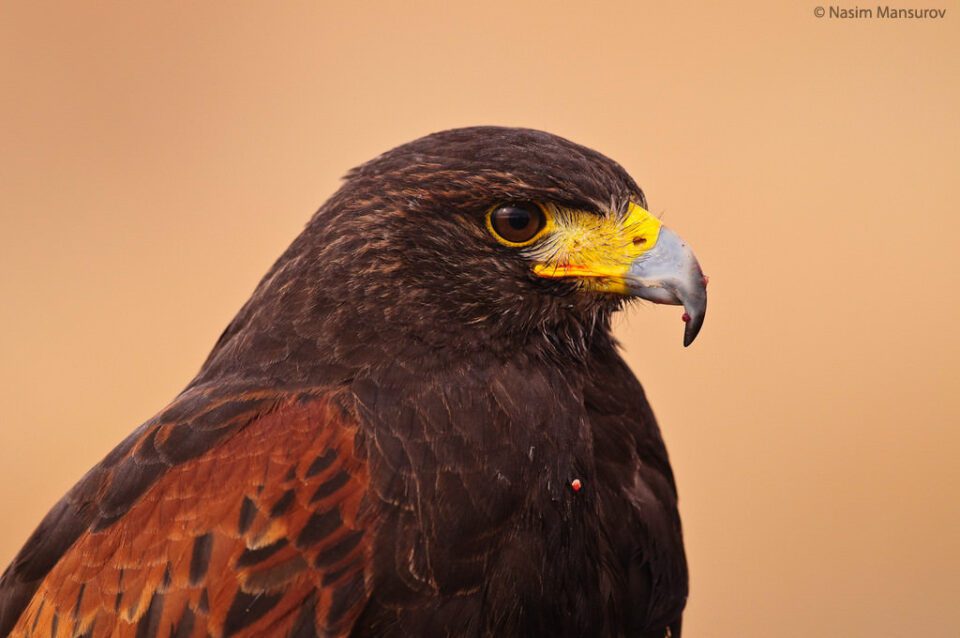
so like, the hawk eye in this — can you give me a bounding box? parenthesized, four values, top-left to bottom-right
(488, 203, 548, 246)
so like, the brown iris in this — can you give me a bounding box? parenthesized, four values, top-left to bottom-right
(488, 203, 547, 246)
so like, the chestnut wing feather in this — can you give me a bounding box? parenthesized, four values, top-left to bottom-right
(0, 386, 371, 638)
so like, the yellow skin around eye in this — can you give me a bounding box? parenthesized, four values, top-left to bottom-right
(529, 202, 662, 294)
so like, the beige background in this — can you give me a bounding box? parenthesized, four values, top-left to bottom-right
(1, 2, 958, 636)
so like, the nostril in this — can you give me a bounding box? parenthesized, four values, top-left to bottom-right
(632, 236, 647, 246)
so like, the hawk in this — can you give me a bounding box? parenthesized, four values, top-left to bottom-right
(0, 127, 707, 637)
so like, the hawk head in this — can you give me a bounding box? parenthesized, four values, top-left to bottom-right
(202, 127, 707, 379)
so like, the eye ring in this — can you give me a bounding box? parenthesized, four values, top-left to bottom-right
(486, 202, 550, 247)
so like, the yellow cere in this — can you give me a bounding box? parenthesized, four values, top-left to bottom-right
(530, 202, 662, 294)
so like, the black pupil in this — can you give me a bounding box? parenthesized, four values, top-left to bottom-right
(492, 203, 543, 243)
(507, 208, 531, 230)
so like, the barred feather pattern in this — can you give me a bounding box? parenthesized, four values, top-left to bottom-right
(6, 389, 369, 638)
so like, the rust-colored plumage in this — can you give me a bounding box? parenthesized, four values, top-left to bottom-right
(5, 388, 369, 637)
(1, 127, 700, 637)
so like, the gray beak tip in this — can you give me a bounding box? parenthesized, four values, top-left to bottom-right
(681, 292, 707, 347)
(682, 312, 704, 347)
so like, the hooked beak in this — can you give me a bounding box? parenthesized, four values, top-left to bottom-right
(626, 225, 708, 347)
(531, 202, 708, 346)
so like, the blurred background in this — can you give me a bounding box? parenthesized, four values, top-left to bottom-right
(1, 1, 958, 636)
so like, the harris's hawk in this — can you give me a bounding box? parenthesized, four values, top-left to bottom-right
(0, 127, 707, 638)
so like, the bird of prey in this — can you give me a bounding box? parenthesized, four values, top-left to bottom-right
(0, 127, 707, 638)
